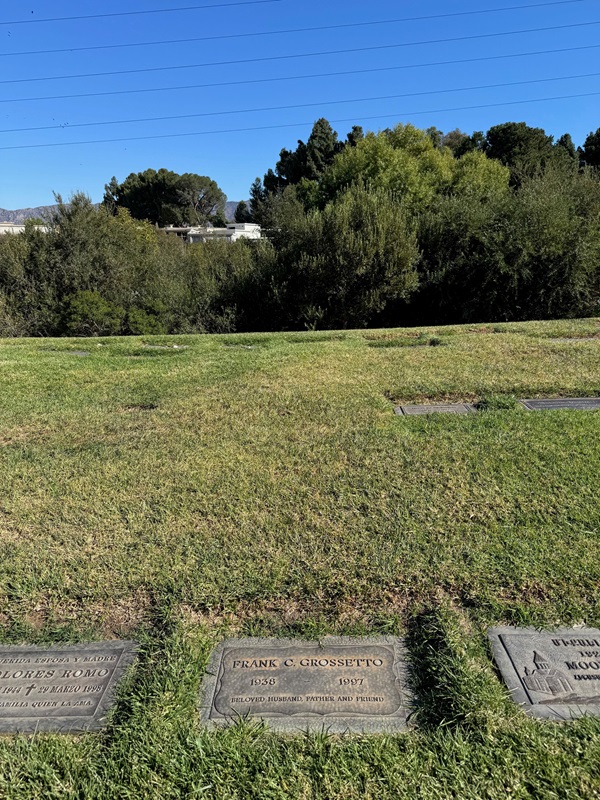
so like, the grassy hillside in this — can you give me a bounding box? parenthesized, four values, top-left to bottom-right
(0, 318, 599, 798)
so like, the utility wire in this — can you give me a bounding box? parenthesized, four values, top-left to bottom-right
(0, 0, 283, 27)
(2, 71, 598, 135)
(0, 0, 590, 58)
(3, 43, 598, 105)
(1, 90, 598, 151)
(3, 19, 600, 86)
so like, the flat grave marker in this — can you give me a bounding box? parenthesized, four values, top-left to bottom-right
(394, 403, 475, 416)
(547, 337, 599, 342)
(200, 636, 411, 733)
(0, 640, 137, 734)
(521, 398, 600, 411)
(488, 627, 600, 720)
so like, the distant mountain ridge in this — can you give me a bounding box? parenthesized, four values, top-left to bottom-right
(0, 206, 57, 224)
(0, 201, 243, 224)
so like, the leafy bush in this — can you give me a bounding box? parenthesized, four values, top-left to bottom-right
(62, 290, 124, 336)
(274, 182, 419, 329)
(125, 307, 167, 335)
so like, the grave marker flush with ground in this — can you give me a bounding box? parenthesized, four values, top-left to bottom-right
(200, 636, 411, 733)
(520, 398, 600, 411)
(488, 627, 600, 720)
(0, 641, 137, 733)
(394, 403, 475, 415)
(394, 397, 600, 415)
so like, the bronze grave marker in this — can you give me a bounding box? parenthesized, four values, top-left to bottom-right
(0, 640, 137, 734)
(488, 627, 600, 720)
(200, 636, 411, 733)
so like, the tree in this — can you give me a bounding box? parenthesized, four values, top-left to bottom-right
(581, 127, 600, 168)
(321, 124, 456, 211)
(555, 133, 577, 161)
(442, 129, 470, 155)
(248, 177, 268, 225)
(234, 200, 253, 223)
(346, 125, 364, 148)
(481, 122, 557, 183)
(450, 151, 510, 200)
(103, 168, 226, 226)
(176, 173, 226, 224)
(454, 130, 485, 157)
(253, 119, 360, 205)
(3, 193, 185, 336)
(274, 141, 308, 187)
(250, 184, 306, 239)
(304, 118, 341, 180)
(274, 182, 419, 329)
(510, 165, 600, 318)
(102, 176, 120, 214)
(425, 126, 444, 150)
(415, 162, 600, 324)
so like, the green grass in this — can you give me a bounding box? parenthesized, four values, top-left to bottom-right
(0, 317, 599, 798)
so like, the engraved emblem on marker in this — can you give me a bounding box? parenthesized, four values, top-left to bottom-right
(521, 652, 571, 696)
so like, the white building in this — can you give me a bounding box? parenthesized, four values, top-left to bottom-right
(160, 226, 192, 240)
(187, 223, 261, 244)
(0, 222, 47, 235)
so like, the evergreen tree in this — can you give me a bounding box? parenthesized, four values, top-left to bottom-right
(556, 133, 577, 161)
(304, 118, 340, 180)
(581, 127, 600, 168)
(275, 141, 308, 186)
(254, 119, 343, 202)
(481, 122, 557, 183)
(234, 201, 253, 223)
(346, 125, 364, 147)
(249, 177, 268, 224)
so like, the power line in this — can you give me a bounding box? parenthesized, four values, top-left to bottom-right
(0, 0, 283, 27)
(3, 43, 598, 105)
(0, 0, 589, 58)
(2, 71, 598, 135)
(3, 19, 600, 86)
(1, 90, 598, 151)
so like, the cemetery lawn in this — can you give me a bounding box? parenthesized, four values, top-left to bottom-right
(0, 317, 599, 799)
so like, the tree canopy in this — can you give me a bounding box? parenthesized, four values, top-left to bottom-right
(321, 124, 510, 210)
(456, 122, 579, 183)
(581, 127, 600, 168)
(103, 168, 226, 226)
(1, 117, 599, 337)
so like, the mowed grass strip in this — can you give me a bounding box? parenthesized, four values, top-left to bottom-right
(0, 318, 599, 798)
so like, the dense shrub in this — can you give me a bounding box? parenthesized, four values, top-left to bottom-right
(62, 291, 124, 336)
(273, 183, 419, 329)
(414, 165, 600, 323)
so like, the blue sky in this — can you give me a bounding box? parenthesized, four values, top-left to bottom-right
(1, 0, 599, 208)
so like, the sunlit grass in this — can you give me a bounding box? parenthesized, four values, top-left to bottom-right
(0, 317, 599, 798)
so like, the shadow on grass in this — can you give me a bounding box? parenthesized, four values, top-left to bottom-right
(407, 605, 514, 733)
